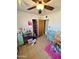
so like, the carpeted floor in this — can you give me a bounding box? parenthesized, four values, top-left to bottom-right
(17, 35, 51, 59)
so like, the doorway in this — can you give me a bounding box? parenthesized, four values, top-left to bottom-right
(32, 19, 38, 37)
(32, 19, 46, 37)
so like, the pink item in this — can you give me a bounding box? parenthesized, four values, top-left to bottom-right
(28, 21, 32, 26)
(44, 42, 61, 59)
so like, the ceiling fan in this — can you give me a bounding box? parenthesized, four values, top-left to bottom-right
(23, 0, 54, 14)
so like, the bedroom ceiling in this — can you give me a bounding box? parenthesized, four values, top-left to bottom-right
(17, 0, 61, 15)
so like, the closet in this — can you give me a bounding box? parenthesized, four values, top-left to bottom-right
(32, 19, 46, 37)
(32, 19, 38, 37)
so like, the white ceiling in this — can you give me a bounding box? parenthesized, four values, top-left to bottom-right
(17, 0, 61, 15)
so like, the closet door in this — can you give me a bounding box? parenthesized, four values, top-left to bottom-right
(39, 20, 45, 36)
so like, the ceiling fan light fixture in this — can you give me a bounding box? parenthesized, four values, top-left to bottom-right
(36, 4, 44, 10)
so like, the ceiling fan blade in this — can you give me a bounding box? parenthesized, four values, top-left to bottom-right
(27, 6, 36, 10)
(43, 0, 51, 3)
(44, 5, 54, 10)
(32, 0, 38, 3)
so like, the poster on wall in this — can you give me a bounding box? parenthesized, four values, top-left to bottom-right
(17, 0, 61, 59)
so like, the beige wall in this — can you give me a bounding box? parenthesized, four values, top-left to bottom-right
(17, 10, 61, 32)
(17, 11, 38, 32)
(43, 10, 61, 31)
